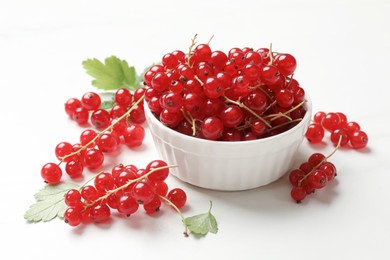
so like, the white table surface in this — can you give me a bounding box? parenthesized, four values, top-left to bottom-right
(1, 0, 389, 259)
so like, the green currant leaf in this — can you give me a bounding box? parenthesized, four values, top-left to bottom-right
(24, 182, 79, 222)
(82, 56, 140, 91)
(184, 201, 218, 236)
(99, 92, 115, 110)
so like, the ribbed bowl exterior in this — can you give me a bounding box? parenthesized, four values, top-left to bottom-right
(145, 98, 312, 191)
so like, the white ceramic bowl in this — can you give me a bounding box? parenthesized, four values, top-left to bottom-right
(145, 97, 312, 191)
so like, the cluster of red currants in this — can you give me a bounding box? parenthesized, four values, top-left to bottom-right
(289, 152, 337, 203)
(40, 89, 147, 184)
(143, 37, 307, 141)
(305, 111, 368, 149)
(64, 160, 187, 226)
(64, 89, 146, 128)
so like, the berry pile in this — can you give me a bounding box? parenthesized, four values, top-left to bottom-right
(289, 151, 337, 203)
(305, 111, 368, 149)
(144, 36, 307, 141)
(63, 160, 187, 227)
(41, 92, 146, 184)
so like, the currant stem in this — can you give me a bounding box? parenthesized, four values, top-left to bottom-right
(206, 34, 215, 45)
(85, 165, 178, 207)
(60, 95, 145, 162)
(267, 43, 274, 65)
(223, 95, 272, 128)
(266, 99, 307, 122)
(187, 34, 198, 67)
(157, 194, 189, 237)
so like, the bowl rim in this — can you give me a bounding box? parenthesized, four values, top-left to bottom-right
(145, 95, 312, 146)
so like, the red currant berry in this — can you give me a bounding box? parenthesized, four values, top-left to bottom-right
(321, 112, 340, 131)
(201, 116, 224, 140)
(64, 207, 82, 227)
(116, 192, 139, 216)
(220, 105, 244, 128)
(64, 189, 82, 207)
(80, 129, 97, 148)
(289, 169, 305, 186)
(167, 188, 187, 208)
(308, 153, 326, 166)
(308, 170, 328, 189)
(313, 111, 326, 124)
(115, 88, 133, 107)
(41, 162, 62, 184)
(349, 130, 368, 149)
(55, 142, 73, 162)
(123, 124, 145, 148)
(72, 107, 89, 125)
(275, 89, 294, 108)
(94, 172, 115, 192)
(97, 133, 118, 153)
(132, 181, 155, 204)
(81, 92, 101, 111)
(64, 98, 82, 117)
(305, 123, 325, 143)
(143, 196, 161, 214)
(146, 160, 169, 184)
(155, 182, 169, 197)
(91, 109, 111, 129)
(203, 77, 224, 99)
(291, 186, 306, 203)
(273, 53, 297, 76)
(318, 162, 337, 181)
(65, 160, 84, 178)
(83, 148, 104, 170)
(90, 203, 111, 223)
(330, 128, 350, 147)
(81, 185, 99, 202)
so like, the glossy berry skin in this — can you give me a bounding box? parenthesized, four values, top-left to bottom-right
(64, 189, 82, 207)
(83, 148, 104, 170)
(318, 162, 337, 181)
(291, 186, 306, 203)
(143, 196, 161, 214)
(72, 107, 89, 125)
(81, 185, 99, 202)
(220, 105, 244, 128)
(330, 128, 350, 147)
(308, 153, 326, 166)
(349, 130, 368, 149)
(322, 112, 340, 131)
(201, 116, 224, 140)
(80, 129, 98, 147)
(55, 142, 73, 162)
(116, 193, 139, 216)
(308, 170, 328, 189)
(115, 88, 133, 107)
(203, 77, 224, 99)
(94, 172, 115, 192)
(305, 123, 325, 143)
(64, 207, 82, 227)
(91, 109, 111, 129)
(97, 133, 118, 153)
(260, 65, 280, 85)
(123, 124, 145, 148)
(146, 160, 169, 184)
(167, 188, 187, 208)
(132, 181, 155, 204)
(81, 92, 101, 111)
(64, 98, 82, 117)
(90, 203, 111, 223)
(65, 160, 84, 178)
(41, 162, 62, 184)
(275, 89, 294, 108)
(274, 53, 297, 76)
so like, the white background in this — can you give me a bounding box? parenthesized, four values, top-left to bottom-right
(1, 0, 389, 259)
